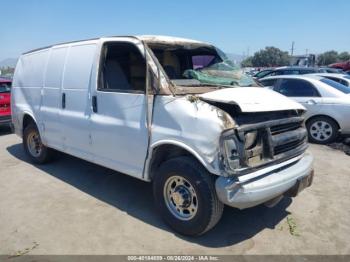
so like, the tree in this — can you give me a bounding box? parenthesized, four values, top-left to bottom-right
(338, 52, 350, 62)
(317, 50, 338, 66)
(241, 56, 253, 67)
(0, 66, 15, 76)
(250, 47, 290, 67)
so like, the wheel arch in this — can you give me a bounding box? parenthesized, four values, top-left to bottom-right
(22, 113, 37, 135)
(145, 140, 219, 181)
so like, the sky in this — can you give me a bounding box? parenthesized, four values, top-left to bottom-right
(1, 0, 349, 61)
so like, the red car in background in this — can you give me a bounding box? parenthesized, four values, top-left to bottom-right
(329, 60, 350, 71)
(0, 78, 12, 127)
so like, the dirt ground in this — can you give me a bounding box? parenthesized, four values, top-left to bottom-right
(0, 126, 349, 255)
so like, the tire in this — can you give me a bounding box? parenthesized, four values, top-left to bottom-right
(23, 123, 55, 164)
(153, 156, 224, 236)
(306, 116, 339, 144)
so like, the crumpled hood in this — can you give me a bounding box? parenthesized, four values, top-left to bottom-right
(198, 87, 305, 112)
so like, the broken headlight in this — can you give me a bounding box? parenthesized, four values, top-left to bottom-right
(223, 138, 240, 170)
(244, 131, 258, 149)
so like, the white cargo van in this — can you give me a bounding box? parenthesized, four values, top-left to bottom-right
(11, 36, 314, 236)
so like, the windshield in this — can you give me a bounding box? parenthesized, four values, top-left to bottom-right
(148, 44, 257, 87)
(320, 78, 350, 94)
(0, 82, 11, 93)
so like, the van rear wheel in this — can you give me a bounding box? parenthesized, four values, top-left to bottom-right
(153, 156, 224, 236)
(23, 123, 55, 164)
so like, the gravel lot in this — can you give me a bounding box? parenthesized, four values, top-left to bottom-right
(0, 126, 349, 255)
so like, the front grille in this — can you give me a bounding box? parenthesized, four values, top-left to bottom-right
(225, 117, 308, 173)
(270, 121, 302, 135)
(274, 139, 305, 155)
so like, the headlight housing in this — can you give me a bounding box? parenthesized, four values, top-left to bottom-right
(221, 129, 263, 173)
(222, 136, 240, 170)
(244, 131, 258, 150)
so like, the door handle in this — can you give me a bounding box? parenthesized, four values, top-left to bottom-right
(306, 99, 316, 105)
(62, 93, 66, 109)
(92, 95, 98, 113)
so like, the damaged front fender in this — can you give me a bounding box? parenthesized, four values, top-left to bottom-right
(144, 95, 236, 180)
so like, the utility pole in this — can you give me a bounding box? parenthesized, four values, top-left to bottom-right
(291, 41, 295, 56)
(305, 49, 309, 55)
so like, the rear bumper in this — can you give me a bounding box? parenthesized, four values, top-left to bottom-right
(0, 115, 11, 125)
(215, 153, 314, 209)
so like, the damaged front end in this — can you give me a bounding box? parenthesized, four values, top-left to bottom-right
(197, 87, 313, 209)
(197, 87, 309, 176)
(220, 112, 308, 176)
(215, 109, 313, 210)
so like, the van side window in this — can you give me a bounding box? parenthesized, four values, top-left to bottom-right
(99, 42, 146, 93)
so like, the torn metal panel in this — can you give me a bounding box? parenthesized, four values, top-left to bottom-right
(145, 95, 236, 179)
(138, 35, 211, 49)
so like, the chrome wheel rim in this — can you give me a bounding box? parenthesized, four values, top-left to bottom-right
(163, 176, 198, 221)
(310, 121, 333, 142)
(27, 131, 42, 157)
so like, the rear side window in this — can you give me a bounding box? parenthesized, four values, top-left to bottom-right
(0, 82, 11, 93)
(98, 42, 146, 93)
(320, 78, 350, 94)
(324, 77, 349, 87)
(63, 44, 96, 90)
(275, 79, 320, 97)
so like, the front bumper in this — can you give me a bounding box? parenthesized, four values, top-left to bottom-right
(215, 153, 314, 209)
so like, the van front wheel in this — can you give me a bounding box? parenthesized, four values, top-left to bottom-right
(153, 156, 224, 236)
(23, 124, 55, 164)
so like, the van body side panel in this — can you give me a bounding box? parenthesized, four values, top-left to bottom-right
(41, 47, 68, 149)
(60, 43, 97, 160)
(11, 50, 49, 136)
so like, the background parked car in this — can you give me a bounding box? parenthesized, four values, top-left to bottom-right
(318, 67, 345, 74)
(0, 78, 12, 127)
(253, 68, 274, 79)
(329, 60, 350, 71)
(260, 75, 350, 144)
(255, 66, 320, 79)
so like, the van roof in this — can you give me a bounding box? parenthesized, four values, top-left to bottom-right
(22, 35, 209, 55)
